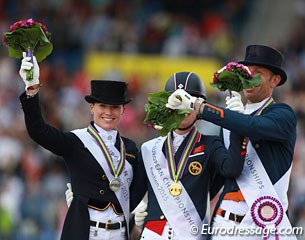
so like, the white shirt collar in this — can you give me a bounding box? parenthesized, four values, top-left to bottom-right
(173, 131, 188, 140)
(172, 131, 188, 153)
(244, 98, 270, 115)
(93, 123, 117, 145)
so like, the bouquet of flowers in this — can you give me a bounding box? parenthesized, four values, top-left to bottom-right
(143, 91, 190, 136)
(3, 18, 53, 81)
(211, 62, 262, 94)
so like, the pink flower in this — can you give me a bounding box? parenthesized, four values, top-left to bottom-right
(2, 36, 7, 46)
(227, 62, 238, 68)
(7, 19, 49, 35)
(27, 18, 35, 25)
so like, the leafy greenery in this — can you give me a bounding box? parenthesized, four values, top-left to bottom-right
(4, 24, 53, 62)
(143, 91, 190, 136)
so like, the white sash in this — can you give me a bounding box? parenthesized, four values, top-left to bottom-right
(72, 128, 132, 235)
(142, 137, 207, 240)
(223, 129, 296, 240)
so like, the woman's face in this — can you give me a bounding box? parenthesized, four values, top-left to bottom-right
(90, 103, 124, 131)
(175, 110, 197, 135)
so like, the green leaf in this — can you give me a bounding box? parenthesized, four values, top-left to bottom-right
(241, 74, 262, 89)
(143, 91, 190, 136)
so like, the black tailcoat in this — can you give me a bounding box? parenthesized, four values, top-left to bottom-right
(20, 93, 143, 240)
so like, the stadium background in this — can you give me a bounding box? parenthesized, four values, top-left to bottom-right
(0, 0, 304, 239)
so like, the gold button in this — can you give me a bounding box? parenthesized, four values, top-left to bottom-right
(212, 109, 215, 113)
(216, 111, 219, 115)
(208, 108, 211, 112)
(255, 144, 260, 148)
(99, 189, 105, 195)
(102, 175, 107, 180)
(160, 215, 165, 220)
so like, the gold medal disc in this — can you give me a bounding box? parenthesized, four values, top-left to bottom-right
(169, 182, 182, 196)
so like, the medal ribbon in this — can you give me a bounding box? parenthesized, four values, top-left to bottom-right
(165, 128, 200, 182)
(255, 97, 274, 116)
(87, 124, 126, 178)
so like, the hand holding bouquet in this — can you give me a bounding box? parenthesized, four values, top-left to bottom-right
(143, 91, 190, 136)
(3, 19, 53, 81)
(211, 62, 262, 95)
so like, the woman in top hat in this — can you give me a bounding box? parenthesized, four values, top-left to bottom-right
(18, 53, 143, 240)
(166, 45, 297, 239)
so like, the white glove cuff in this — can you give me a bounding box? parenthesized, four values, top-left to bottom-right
(26, 84, 40, 98)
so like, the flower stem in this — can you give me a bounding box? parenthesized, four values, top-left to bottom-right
(229, 90, 232, 98)
(26, 49, 34, 81)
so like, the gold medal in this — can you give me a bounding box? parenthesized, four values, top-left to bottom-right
(169, 182, 182, 196)
(109, 177, 121, 192)
(165, 128, 199, 197)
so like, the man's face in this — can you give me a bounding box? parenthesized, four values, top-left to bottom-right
(243, 65, 281, 104)
(90, 103, 124, 131)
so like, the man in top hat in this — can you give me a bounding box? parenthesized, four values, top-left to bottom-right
(132, 72, 247, 240)
(18, 52, 143, 240)
(166, 45, 297, 239)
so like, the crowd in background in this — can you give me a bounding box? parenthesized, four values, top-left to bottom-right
(0, 0, 305, 239)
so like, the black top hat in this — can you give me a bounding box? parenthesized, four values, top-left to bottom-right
(85, 80, 132, 105)
(238, 45, 287, 86)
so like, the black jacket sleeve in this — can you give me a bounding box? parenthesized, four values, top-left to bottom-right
(210, 132, 246, 178)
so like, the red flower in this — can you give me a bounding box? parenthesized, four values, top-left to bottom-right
(8, 19, 49, 35)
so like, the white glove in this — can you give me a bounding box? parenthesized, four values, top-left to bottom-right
(134, 204, 148, 226)
(19, 52, 40, 90)
(225, 91, 244, 113)
(65, 183, 74, 208)
(166, 89, 197, 110)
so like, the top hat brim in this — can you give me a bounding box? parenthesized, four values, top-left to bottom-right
(239, 60, 287, 86)
(84, 95, 132, 105)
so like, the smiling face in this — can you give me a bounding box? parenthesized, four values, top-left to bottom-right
(90, 103, 124, 131)
(243, 65, 281, 104)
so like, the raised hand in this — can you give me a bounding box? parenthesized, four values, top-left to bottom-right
(225, 91, 244, 113)
(19, 52, 40, 91)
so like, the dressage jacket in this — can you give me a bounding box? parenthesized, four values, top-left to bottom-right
(135, 129, 246, 225)
(198, 102, 297, 221)
(20, 93, 143, 240)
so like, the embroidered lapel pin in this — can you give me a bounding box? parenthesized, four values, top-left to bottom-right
(189, 161, 202, 175)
